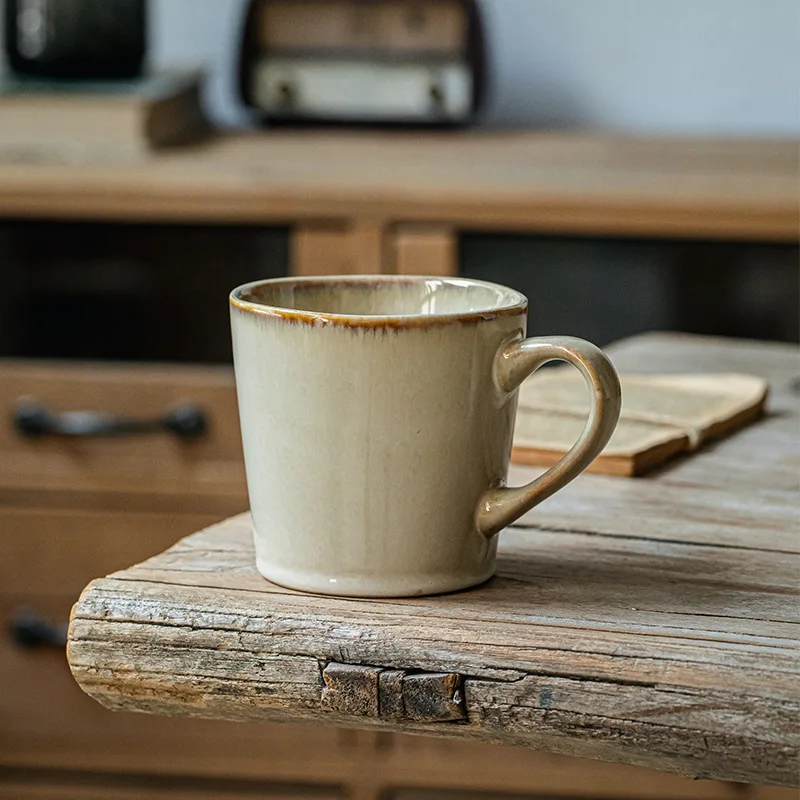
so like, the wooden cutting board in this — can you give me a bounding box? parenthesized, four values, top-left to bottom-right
(512, 371, 768, 476)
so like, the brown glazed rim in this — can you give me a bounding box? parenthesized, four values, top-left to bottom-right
(230, 275, 528, 329)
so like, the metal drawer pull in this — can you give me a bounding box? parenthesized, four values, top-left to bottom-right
(13, 397, 207, 439)
(10, 608, 68, 649)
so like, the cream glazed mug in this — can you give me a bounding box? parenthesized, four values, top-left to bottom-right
(230, 275, 621, 597)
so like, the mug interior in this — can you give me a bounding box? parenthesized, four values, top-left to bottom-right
(232, 276, 526, 319)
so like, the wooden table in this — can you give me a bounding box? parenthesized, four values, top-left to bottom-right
(1, 133, 798, 276)
(67, 333, 800, 788)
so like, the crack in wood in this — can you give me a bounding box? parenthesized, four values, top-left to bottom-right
(71, 609, 798, 687)
(509, 522, 800, 554)
(75, 594, 796, 652)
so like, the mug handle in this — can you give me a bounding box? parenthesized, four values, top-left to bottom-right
(477, 336, 622, 538)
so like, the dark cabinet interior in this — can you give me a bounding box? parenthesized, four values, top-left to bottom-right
(0, 221, 288, 363)
(1, 221, 796, 366)
(462, 234, 799, 345)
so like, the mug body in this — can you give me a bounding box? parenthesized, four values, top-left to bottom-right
(230, 275, 527, 597)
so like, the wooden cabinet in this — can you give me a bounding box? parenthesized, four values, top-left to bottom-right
(0, 361, 249, 781)
(0, 360, 372, 796)
(1, 359, 794, 800)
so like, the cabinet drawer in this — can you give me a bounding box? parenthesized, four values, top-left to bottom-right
(0, 507, 229, 596)
(0, 361, 247, 503)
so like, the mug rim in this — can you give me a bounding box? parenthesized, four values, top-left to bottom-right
(230, 275, 528, 328)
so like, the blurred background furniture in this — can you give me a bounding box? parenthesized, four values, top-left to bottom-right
(1, 132, 797, 263)
(0, 132, 797, 363)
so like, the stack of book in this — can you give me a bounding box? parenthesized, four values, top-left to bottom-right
(0, 70, 209, 163)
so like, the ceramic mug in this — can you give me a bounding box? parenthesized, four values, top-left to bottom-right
(230, 275, 621, 597)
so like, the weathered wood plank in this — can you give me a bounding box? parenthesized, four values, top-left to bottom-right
(68, 575, 799, 784)
(68, 583, 799, 704)
(104, 517, 800, 639)
(67, 335, 800, 786)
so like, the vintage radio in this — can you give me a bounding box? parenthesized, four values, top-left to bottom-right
(238, 0, 486, 125)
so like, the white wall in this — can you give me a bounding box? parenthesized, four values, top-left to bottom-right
(481, 0, 799, 134)
(3, 0, 799, 135)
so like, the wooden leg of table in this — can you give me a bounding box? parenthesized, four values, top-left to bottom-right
(290, 223, 387, 276)
(348, 223, 387, 274)
(290, 223, 459, 277)
(390, 224, 459, 276)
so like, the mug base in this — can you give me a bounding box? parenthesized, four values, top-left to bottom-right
(255, 556, 494, 598)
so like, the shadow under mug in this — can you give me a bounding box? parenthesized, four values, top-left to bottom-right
(230, 275, 621, 597)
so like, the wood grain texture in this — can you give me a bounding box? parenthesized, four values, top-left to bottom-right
(0, 134, 796, 241)
(67, 334, 800, 787)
